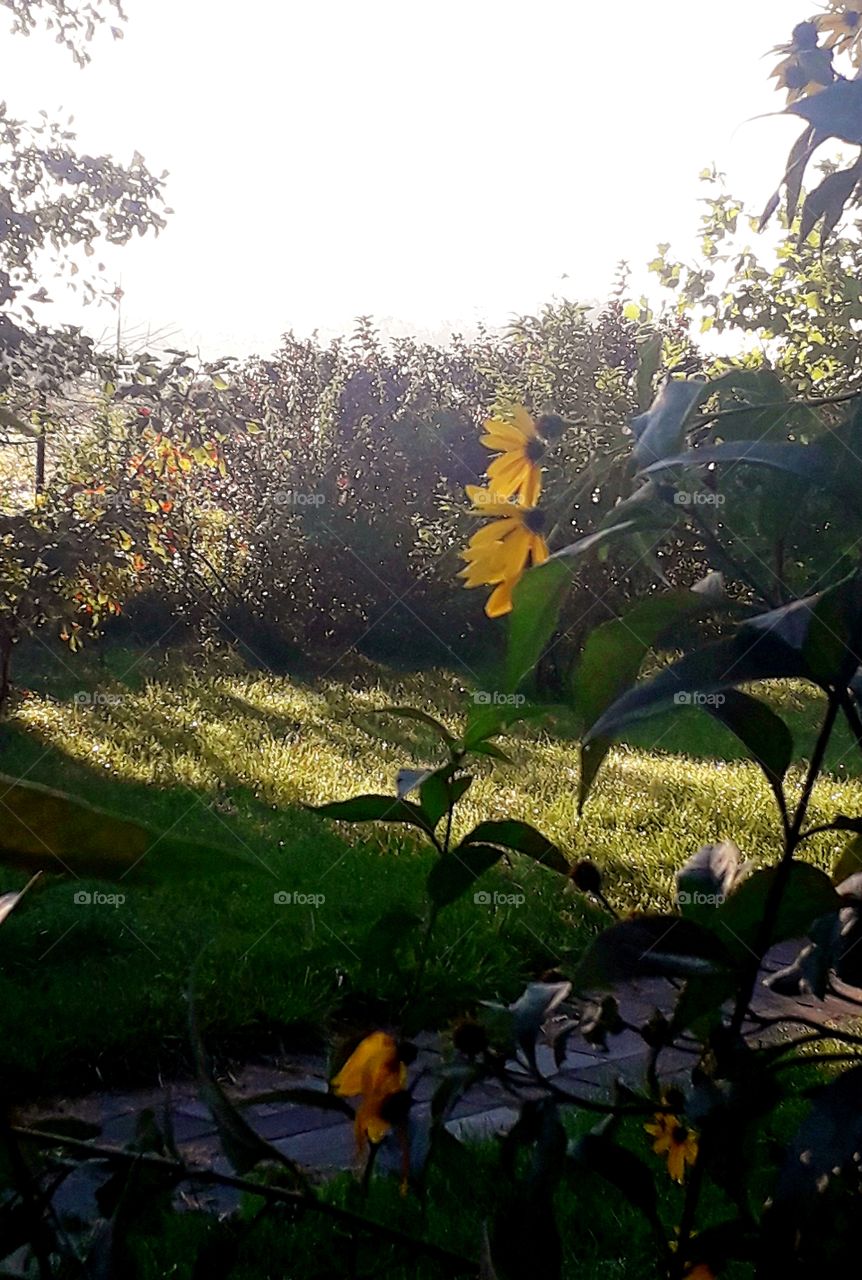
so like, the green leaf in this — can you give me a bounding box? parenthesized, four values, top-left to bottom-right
(671, 972, 738, 1035)
(631, 378, 710, 468)
(426, 843, 504, 909)
(706, 689, 793, 794)
(760, 123, 817, 229)
(800, 164, 862, 242)
(635, 332, 663, 412)
(418, 767, 472, 829)
(746, 572, 862, 686)
(712, 863, 840, 961)
(577, 915, 735, 988)
(573, 591, 706, 730)
(643, 441, 862, 516)
(581, 630, 809, 775)
(567, 1133, 659, 1225)
(0, 775, 151, 876)
(787, 78, 862, 146)
(370, 705, 458, 750)
(573, 590, 709, 808)
(419, 766, 455, 828)
(0, 775, 261, 881)
(308, 794, 434, 839)
(505, 559, 572, 691)
(462, 820, 569, 875)
(462, 700, 551, 750)
(508, 983, 572, 1068)
(189, 983, 304, 1181)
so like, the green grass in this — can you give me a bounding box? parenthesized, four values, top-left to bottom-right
(2, 641, 862, 1099)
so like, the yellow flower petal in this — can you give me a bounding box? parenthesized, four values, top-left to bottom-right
(485, 578, 516, 617)
(487, 451, 530, 490)
(465, 518, 519, 548)
(521, 465, 542, 507)
(512, 404, 538, 438)
(481, 417, 528, 447)
(332, 1031, 397, 1097)
(529, 534, 550, 565)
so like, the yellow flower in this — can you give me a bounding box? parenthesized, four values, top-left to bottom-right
(331, 1031, 408, 1150)
(459, 485, 549, 618)
(480, 405, 547, 506)
(644, 1108, 698, 1184)
(820, 7, 862, 60)
(771, 21, 834, 101)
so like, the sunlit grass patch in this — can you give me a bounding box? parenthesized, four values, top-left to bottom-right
(2, 649, 861, 1098)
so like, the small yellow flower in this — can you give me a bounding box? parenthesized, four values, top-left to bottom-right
(820, 7, 862, 62)
(331, 1031, 408, 1150)
(771, 21, 834, 101)
(644, 1108, 698, 1184)
(480, 405, 546, 506)
(459, 485, 549, 618)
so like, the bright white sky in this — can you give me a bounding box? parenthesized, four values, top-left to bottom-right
(2, 0, 811, 357)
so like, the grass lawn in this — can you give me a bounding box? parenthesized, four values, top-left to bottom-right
(2, 641, 861, 1099)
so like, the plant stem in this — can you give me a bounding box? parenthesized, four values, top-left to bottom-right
(729, 694, 841, 1041)
(12, 1125, 477, 1275)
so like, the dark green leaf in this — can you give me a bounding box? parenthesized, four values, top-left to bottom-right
(713, 863, 840, 960)
(505, 559, 572, 691)
(568, 1132, 659, 1225)
(582, 630, 809, 770)
(706, 688, 793, 792)
(426, 843, 504, 909)
(787, 78, 862, 146)
(462, 700, 550, 750)
(577, 915, 734, 988)
(308, 794, 433, 838)
(799, 164, 862, 242)
(462, 820, 568, 875)
(419, 765, 456, 828)
(573, 590, 707, 731)
(631, 377, 710, 468)
(370, 705, 458, 749)
(189, 985, 303, 1181)
(643, 440, 862, 516)
(635, 332, 663, 412)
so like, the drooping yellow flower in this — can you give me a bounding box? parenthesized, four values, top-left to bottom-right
(820, 6, 862, 61)
(771, 21, 834, 101)
(331, 1031, 408, 1150)
(480, 405, 547, 506)
(459, 485, 549, 618)
(644, 1107, 699, 1184)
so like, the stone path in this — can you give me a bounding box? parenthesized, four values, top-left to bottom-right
(12, 941, 862, 1218)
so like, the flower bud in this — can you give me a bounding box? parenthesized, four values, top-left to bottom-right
(570, 859, 603, 895)
(452, 1018, 488, 1058)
